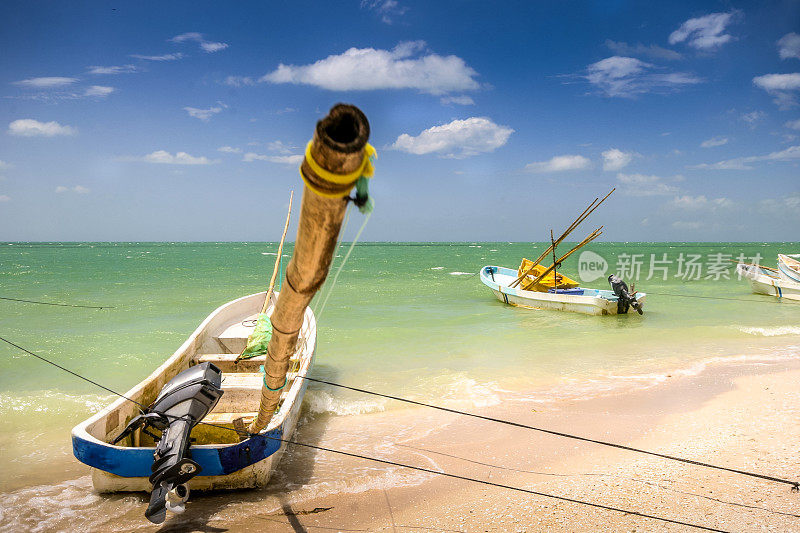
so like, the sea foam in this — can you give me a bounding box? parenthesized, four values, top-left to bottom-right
(735, 326, 800, 337)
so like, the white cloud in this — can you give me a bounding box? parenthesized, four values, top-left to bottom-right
(753, 73, 800, 107)
(604, 40, 682, 61)
(586, 56, 701, 98)
(13, 77, 78, 88)
(0, 195, 9, 202)
(668, 12, 736, 51)
(84, 86, 114, 97)
(87, 65, 137, 75)
(440, 95, 475, 105)
(361, 0, 407, 24)
(669, 195, 733, 209)
(391, 117, 513, 158)
(242, 152, 303, 164)
(170, 32, 228, 53)
(217, 146, 242, 154)
(616, 173, 680, 196)
(601, 148, 634, 171)
(261, 41, 479, 95)
(223, 76, 255, 87)
(55, 185, 90, 194)
(526, 155, 591, 173)
(129, 53, 183, 61)
(690, 144, 800, 170)
(8, 119, 76, 137)
(759, 194, 800, 212)
(778, 33, 800, 60)
(672, 220, 702, 230)
(786, 119, 800, 130)
(266, 141, 294, 154)
(0, 160, 9, 170)
(184, 103, 226, 121)
(121, 150, 219, 165)
(740, 110, 765, 127)
(200, 41, 228, 53)
(700, 136, 728, 148)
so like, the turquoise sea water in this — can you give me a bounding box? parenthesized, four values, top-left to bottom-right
(1, 241, 799, 495)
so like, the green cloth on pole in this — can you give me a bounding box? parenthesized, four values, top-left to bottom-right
(240, 313, 272, 359)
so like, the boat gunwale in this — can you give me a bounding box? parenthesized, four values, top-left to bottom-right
(71, 291, 317, 456)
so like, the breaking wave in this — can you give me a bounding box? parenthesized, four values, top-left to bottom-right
(735, 326, 800, 337)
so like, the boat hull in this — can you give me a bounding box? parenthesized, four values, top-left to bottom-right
(778, 254, 800, 284)
(480, 266, 646, 316)
(71, 291, 317, 492)
(737, 263, 800, 302)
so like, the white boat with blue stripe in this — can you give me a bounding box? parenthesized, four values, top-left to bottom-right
(736, 262, 800, 302)
(480, 266, 646, 316)
(71, 290, 316, 494)
(778, 254, 800, 284)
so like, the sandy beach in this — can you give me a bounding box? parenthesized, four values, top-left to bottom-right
(234, 360, 800, 532)
(7, 356, 796, 532)
(215, 359, 800, 533)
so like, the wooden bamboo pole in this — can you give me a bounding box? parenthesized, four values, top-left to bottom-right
(509, 189, 614, 288)
(248, 104, 371, 433)
(260, 191, 294, 314)
(527, 228, 603, 288)
(550, 229, 557, 292)
(234, 192, 294, 365)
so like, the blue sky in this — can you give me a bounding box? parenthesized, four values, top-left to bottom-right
(0, 1, 798, 241)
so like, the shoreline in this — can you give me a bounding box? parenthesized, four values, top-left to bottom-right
(3, 355, 799, 531)
(236, 357, 800, 532)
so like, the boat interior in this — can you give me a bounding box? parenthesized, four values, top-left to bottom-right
(78, 292, 315, 448)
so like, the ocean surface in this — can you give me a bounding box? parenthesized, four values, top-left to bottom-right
(1, 241, 799, 529)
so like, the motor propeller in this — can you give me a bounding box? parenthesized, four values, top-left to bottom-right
(114, 362, 224, 524)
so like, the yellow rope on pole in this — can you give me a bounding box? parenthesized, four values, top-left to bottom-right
(300, 141, 377, 198)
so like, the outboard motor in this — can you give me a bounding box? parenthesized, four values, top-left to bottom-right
(114, 362, 224, 524)
(608, 275, 643, 315)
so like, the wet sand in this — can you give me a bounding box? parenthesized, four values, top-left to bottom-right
(3, 358, 799, 532)
(236, 360, 800, 532)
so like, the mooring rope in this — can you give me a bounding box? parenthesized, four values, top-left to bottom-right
(0, 335, 767, 532)
(315, 208, 372, 321)
(641, 292, 791, 304)
(0, 336, 144, 409)
(297, 375, 800, 491)
(0, 296, 114, 309)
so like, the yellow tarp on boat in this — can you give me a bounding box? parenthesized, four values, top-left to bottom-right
(517, 258, 580, 292)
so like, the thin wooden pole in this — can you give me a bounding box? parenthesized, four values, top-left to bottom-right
(261, 191, 294, 314)
(509, 189, 614, 288)
(235, 192, 295, 364)
(527, 228, 603, 289)
(551, 229, 557, 292)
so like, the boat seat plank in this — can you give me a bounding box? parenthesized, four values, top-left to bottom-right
(214, 315, 259, 353)
(197, 353, 266, 372)
(214, 372, 298, 412)
(202, 412, 257, 425)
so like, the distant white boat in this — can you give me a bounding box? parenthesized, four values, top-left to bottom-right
(736, 263, 800, 302)
(480, 266, 646, 316)
(778, 254, 800, 284)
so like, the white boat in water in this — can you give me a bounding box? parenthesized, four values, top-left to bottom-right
(736, 263, 800, 302)
(778, 254, 800, 284)
(71, 103, 375, 524)
(480, 266, 646, 315)
(72, 291, 316, 493)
